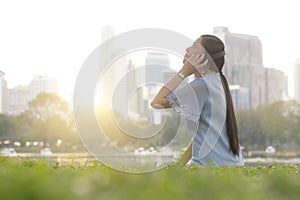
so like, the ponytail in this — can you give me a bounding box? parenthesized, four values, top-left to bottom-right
(200, 34, 240, 155)
(220, 72, 240, 155)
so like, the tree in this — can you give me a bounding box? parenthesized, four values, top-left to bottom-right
(258, 101, 286, 146)
(0, 114, 33, 144)
(27, 93, 69, 121)
(236, 101, 300, 150)
(283, 101, 300, 146)
(0, 114, 15, 140)
(24, 93, 74, 145)
(236, 109, 265, 148)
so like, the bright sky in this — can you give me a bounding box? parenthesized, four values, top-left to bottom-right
(0, 0, 299, 102)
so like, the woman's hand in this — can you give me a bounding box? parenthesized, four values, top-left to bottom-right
(181, 53, 208, 77)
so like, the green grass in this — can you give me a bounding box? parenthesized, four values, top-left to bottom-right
(0, 157, 300, 200)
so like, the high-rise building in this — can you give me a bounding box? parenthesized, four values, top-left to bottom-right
(230, 85, 250, 109)
(6, 75, 59, 115)
(295, 59, 300, 102)
(145, 52, 170, 82)
(144, 52, 170, 124)
(163, 68, 176, 83)
(265, 68, 289, 104)
(213, 27, 288, 108)
(29, 75, 58, 100)
(95, 26, 116, 103)
(0, 71, 8, 113)
(112, 59, 136, 115)
(8, 85, 30, 115)
(145, 52, 170, 100)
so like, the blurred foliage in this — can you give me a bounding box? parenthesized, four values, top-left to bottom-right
(0, 157, 300, 200)
(1, 96, 300, 152)
(94, 101, 187, 150)
(236, 100, 300, 150)
(27, 93, 69, 121)
(0, 93, 81, 148)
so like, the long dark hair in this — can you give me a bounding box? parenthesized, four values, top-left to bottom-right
(200, 35, 240, 155)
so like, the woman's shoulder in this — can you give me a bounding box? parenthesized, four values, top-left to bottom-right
(189, 78, 209, 94)
(191, 77, 205, 84)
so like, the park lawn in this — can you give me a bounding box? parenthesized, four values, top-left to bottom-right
(0, 157, 299, 200)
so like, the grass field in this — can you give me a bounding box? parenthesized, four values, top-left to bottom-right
(0, 157, 299, 200)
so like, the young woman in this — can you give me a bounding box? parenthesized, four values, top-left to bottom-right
(151, 35, 244, 166)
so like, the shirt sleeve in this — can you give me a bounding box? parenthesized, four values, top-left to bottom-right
(166, 79, 209, 123)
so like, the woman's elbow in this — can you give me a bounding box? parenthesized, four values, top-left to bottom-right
(151, 99, 169, 109)
(151, 100, 160, 109)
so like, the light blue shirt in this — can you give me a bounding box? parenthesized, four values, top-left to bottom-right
(167, 73, 244, 166)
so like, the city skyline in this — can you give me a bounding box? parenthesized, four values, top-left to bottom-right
(0, 26, 294, 104)
(0, 73, 59, 115)
(0, 25, 295, 105)
(1, 0, 299, 101)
